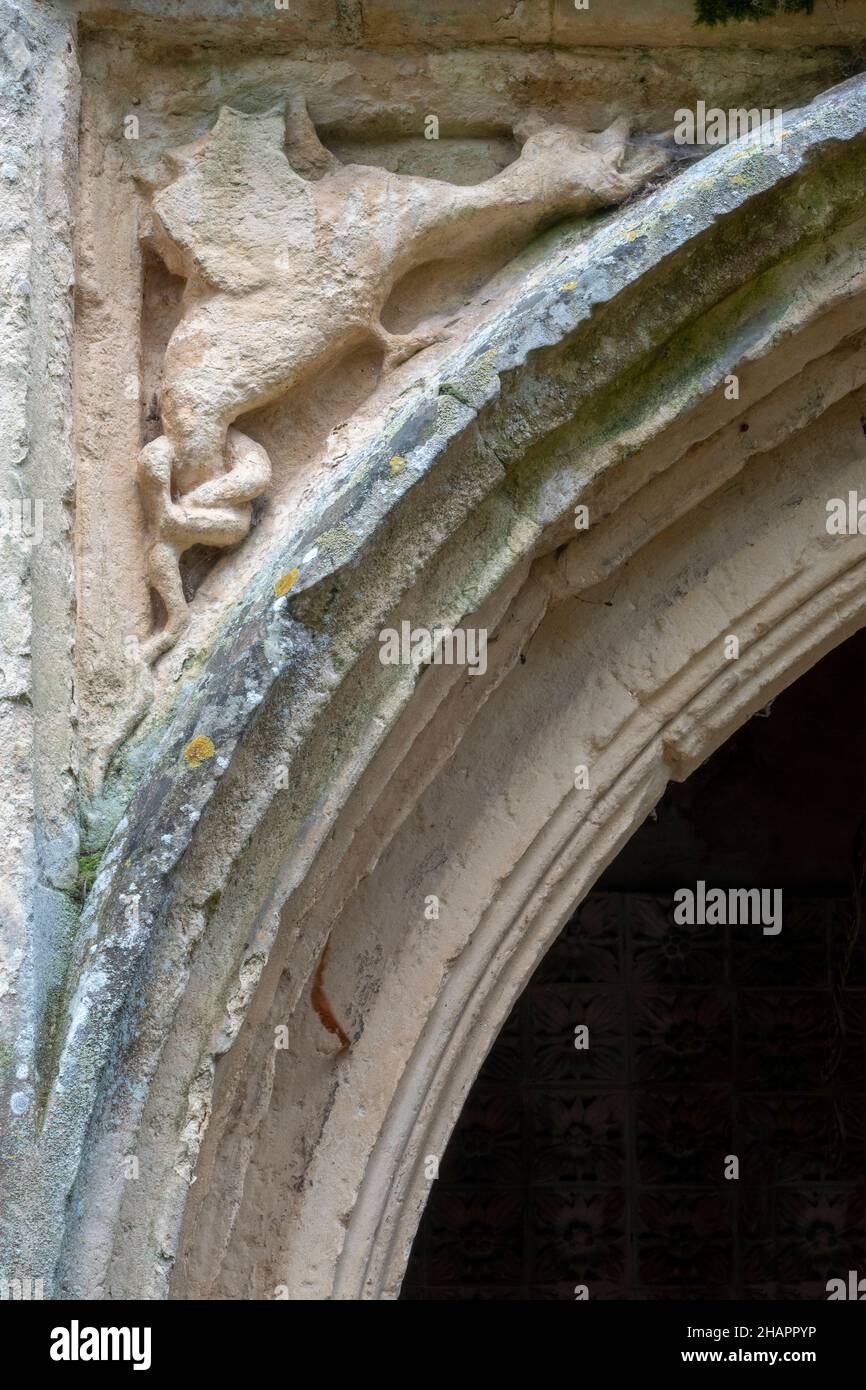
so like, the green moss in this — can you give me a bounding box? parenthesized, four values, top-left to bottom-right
(34, 980, 66, 1124)
(74, 852, 102, 906)
(695, 0, 814, 24)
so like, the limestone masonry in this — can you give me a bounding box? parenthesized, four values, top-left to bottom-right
(2, 0, 866, 1301)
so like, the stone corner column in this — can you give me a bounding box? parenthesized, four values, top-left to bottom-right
(0, 0, 80, 1299)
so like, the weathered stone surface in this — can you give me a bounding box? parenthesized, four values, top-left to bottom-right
(69, 1, 866, 802)
(6, 0, 866, 1303)
(0, 0, 78, 1300)
(71, 0, 866, 50)
(55, 76, 866, 1298)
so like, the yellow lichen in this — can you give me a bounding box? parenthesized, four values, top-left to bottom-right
(562, 280, 579, 291)
(389, 454, 406, 475)
(274, 568, 301, 597)
(184, 735, 215, 768)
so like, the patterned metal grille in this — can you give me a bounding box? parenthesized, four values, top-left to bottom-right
(401, 891, 866, 1299)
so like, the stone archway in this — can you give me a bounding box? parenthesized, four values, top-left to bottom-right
(172, 366, 866, 1300)
(56, 76, 866, 1300)
(399, 621, 866, 1300)
(166, 103, 866, 1294)
(7, 3, 866, 1303)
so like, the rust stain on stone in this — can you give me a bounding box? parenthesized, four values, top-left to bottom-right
(311, 937, 350, 1051)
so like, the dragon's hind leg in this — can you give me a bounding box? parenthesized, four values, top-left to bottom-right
(137, 429, 272, 664)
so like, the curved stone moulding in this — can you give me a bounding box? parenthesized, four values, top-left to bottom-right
(274, 389, 866, 1299)
(337, 552, 866, 1301)
(23, 73, 866, 1299)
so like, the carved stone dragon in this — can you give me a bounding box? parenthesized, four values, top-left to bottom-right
(138, 99, 668, 661)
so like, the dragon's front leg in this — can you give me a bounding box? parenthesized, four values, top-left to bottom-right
(373, 321, 452, 373)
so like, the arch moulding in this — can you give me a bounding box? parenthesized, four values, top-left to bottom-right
(106, 79, 866, 1299)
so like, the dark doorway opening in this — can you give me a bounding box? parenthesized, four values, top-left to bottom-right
(401, 628, 866, 1299)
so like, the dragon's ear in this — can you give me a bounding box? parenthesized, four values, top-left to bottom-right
(132, 163, 164, 197)
(513, 111, 550, 144)
(148, 104, 313, 294)
(209, 104, 287, 151)
(595, 116, 631, 169)
(284, 94, 342, 178)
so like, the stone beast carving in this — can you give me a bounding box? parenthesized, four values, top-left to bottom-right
(138, 101, 667, 661)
